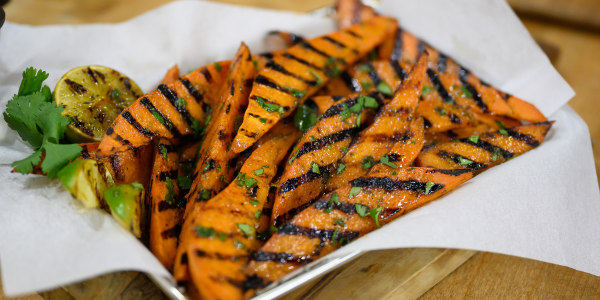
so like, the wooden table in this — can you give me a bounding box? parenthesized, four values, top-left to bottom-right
(1, 0, 599, 299)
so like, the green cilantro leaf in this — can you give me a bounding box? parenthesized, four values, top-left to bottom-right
(336, 163, 346, 174)
(424, 181, 434, 195)
(355, 204, 368, 217)
(380, 155, 397, 169)
(293, 104, 317, 131)
(18, 67, 49, 97)
(255, 96, 282, 114)
(369, 207, 383, 227)
(177, 176, 192, 191)
(458, 156, 474, 167)
(349, 186, 361, 197)
(421, 86, 433, 96)
(468, 135, 480, 143)
(377, 81, 393, 96)
(254, 168, 264, 176)
(312, 162, 320, 174)
(237, 223, 255, 237)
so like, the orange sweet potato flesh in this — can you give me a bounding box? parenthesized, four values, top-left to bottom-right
(326, 53, 428, 192)
(149, 139, 184, 271)
(231, 16, 397, 154)
(185, 122, 300, 300)
(174, 43, 256, 284)
(272, 92, 382, 226)
(416, 122, 553, 171)
(247, 167, 473, 285)
(161, 65, 180, 85)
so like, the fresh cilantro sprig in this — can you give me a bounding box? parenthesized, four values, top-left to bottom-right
(3, 67, 82, 178)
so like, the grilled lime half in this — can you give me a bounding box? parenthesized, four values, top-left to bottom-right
(54, 65, 143, 142)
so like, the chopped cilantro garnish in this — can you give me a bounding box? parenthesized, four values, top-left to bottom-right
(341, 146, 349, 154)
(369, 207, 383, 227)
(331, 192, 339, 204)
(249, 199, 259, 206)
(421, 86, 433, 96)
(236, 173, 257, 189)
(311, 162, 320, 174)
(254, 210, 262, 220)
(377, 81, 393, 96)
(492, 148, 500, 162)
(336, 163, 346, 174)
(361, 80, 373, 90)
(158, 144, 168, 161)
(369, 50, 378, 61)
(468, 135, 480, 143)
(237, 223, 255, 237)
(214, 62, 222, 71)
(361, 156, 375, 169)
(380, 155, 398, 169)
(254, 168, 264, 176)
(201, 189, 211, 200)
(362, 95, 379, 108)
(234, 240, 246, 249)
(355, 204, 368, 217)
(309, 69, 323, 85)
(175, 97, 187, 108)
(334, 218, 346, 226)
(195, 226, 216, 238)
(357, 64, 372, 73)
(293, 104, 317, 131)
(460, 86, 472, 98)
(165, 177, 175, 204)
(349, 186, 361, 197)
(458, 156, 473, 166)
(424, 181, 434, 195)
(339, 103, 351, 122)
(324, 57, 341, 77)
(259, 117, 267, 124)
(499, 128, 509, 136)
(439, 108, 447, 115)
(255, 96, 282, 114)
(177, 176, 192, 191)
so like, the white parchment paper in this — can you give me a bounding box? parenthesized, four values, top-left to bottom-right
(0, 0, 598, 296)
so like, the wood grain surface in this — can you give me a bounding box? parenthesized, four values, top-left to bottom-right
(1, 0, 599, 299)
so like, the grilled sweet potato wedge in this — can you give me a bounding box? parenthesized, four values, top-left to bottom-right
(149, 139, 185, 271)
(231, 16, 397, 153)
(161, 65, 180, 85)
(326, 53, 428, 191)
(96, 60, 231, 156)
(184, 122, 300, 300)
(416, 122, 553, 171)
(248, 167, 473, 285)
(174, 43, 256, 284)
(272, 92, 383, 226)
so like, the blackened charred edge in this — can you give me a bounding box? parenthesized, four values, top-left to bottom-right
(437, 151, 487, 170)
(282, 53, 323, 71)
(200, 68, 213, 82)
(266, 61, 318, 86)
(229, 80, 235, 96)
(295, 128, 357, 160)
(65, 78, 87, 94)
(303, 98, 319, 112)
(179, 78, 204, 103)
(350, 176, 444, 194)
(278, 163, 335, 194)
(158, 170, 178, 181)
(86, 67, 98, 83)
(458, 67, 487, 111)
(253, 250, 313, 265)
(345, 29, 363, 39)
(391, 28, 403, 61)
(158, 84, 195, 127)
(505, 128, 540, 147)
(249, 95, 289, 115)
(242, 275, 269, 291)
(260, 52, 274, 59)
(203, 158, 216, 172)
(428, 168, 473, 176)
(340, 71, 362, 92)
(314, 199, 402, 218)
(323, 36, 348, 49)
(161, 224, 181, 239)
(426, 68, 454, 104)
(332, 95, 345, 101)
(122, 111, 156, 138)
(390, 60, 407, 81)
(364, 62, 382, 85)
(195, 250, 248, 262)
(437, 53, 447, 73)
(459, 138, 514, 159)
(106, 126, 114, 136)
(301, 41, 344, 64)
(273, 196, 320, 227)
(448, 114, 462, 124)
(277, 223, 359, 242)
(387, 153, 403, 162)
(80, 144, 91, 159)
(254, 75, 294, 96)
(109, 155, 123, 181)
(140, 97, 179, 135)
(422, 117, 432, 129)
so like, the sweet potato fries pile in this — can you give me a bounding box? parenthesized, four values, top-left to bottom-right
(89, 1, 552, 298)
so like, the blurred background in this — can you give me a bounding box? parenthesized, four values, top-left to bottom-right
(1, 0, 599, 299)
